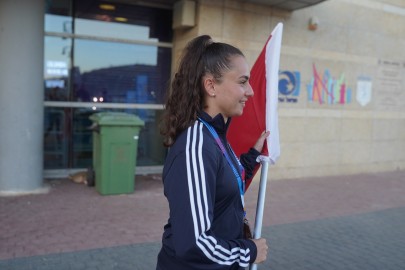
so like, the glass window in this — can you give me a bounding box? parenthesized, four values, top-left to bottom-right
(45, 0, 72, 33)
(73, 39, 171, 104)
(44, 107, 69, 169)
(44, 0, 172, 170)
(44, 106, 166, 169)
(44, 0, 72, 170)
(72, 108, 94, 168)
(44, 36, 72, 101)
(74, 2, 172, 42)
(71, 108, 166, 168)
(75, 18, 155, 42)
(45, 14, 73, 33)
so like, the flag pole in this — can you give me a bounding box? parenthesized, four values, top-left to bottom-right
(250, 159, 269, 270)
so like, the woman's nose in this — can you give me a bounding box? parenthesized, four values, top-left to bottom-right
(246, 82, 254, 97)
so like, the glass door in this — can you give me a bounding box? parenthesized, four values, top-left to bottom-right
(44, 0, 172, 172)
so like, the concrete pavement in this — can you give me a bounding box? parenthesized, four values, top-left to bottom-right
(1, 170, 405, 269)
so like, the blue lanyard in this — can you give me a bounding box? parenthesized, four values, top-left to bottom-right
(198, 117, 246, 211)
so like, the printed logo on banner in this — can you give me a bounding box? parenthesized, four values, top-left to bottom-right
(278, 71, 300, 103)
(306, 64, 352, 105)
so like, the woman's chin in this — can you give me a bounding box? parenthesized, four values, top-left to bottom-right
(234, 110, 244, 117)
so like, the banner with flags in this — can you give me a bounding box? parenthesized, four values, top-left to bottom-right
(227, 23, 283, 190)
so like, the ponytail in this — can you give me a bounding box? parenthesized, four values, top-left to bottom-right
(161, 35, 244, 146)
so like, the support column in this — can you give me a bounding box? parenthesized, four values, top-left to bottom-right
(0, 0, 46, 194)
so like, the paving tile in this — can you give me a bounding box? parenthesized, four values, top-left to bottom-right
(0, 171, 404, 269)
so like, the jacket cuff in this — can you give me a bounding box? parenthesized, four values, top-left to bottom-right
(248, 147, 261, 158)
(246, 239, 257, 263)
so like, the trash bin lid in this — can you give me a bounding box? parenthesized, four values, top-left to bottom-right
(89, 112, 145, 126)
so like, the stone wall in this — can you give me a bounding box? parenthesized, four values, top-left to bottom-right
(172, 0, 405, 179)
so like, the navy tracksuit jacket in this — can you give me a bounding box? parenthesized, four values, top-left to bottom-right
(157, 112, 260, 270)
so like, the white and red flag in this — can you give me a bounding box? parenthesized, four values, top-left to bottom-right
(228, 22, 283, 190)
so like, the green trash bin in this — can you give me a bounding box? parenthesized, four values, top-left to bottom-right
(89, 112, 145, 195)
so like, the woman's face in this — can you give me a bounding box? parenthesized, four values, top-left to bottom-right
(212, 55, 254, 119)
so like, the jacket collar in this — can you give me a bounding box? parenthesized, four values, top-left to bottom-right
(198, 111, 231, 136)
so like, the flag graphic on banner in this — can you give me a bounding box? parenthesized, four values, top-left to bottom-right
(227, 23, 283, 190)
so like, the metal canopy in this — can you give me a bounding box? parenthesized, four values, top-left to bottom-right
(106, 0, 328, 11)
(239, 0, 328, 11)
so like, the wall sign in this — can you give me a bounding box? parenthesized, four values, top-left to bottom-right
(278, 71, 300, 103)
(374, 59, 405, 110)
(356, 76, 372, 106)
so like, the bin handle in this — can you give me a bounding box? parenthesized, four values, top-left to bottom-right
(88, 123, 100, 133)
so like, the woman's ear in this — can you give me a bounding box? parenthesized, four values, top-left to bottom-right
(203, 75, 216, 97)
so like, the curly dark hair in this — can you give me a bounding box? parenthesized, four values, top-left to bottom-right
(160, 35, 244, 147)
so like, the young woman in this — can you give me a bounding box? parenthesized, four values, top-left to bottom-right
(157, 35, 269, 270)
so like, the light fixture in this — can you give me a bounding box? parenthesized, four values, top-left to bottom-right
(99, 4, 115, 11)
(308, 16, 319, 31)
(115, 17, 128, 22)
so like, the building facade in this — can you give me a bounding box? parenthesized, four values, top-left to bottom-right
(186, 0, 405, 180)
(0, 0, 404, 193)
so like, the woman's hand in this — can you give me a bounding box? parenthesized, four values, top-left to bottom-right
(253, 131, 270, 153)
(251, 238, 268, 263)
